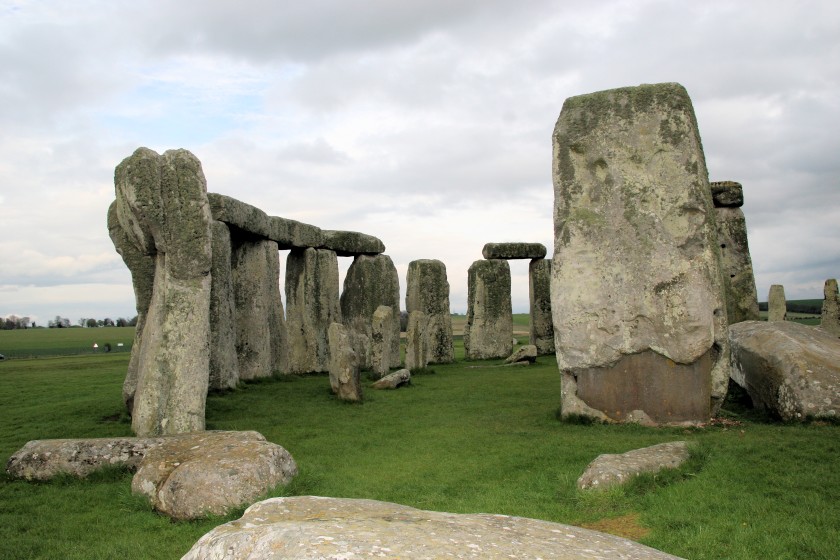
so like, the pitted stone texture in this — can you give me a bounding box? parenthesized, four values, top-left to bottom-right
(114, 148, 212, 436)
(820, 279, 840, 336)
(328, 322, 362, 402)
(405, 259, 454, 364)
(285, 248, 340, 374)
(729, 320, 840, 421)
(505, 344, 538, 364)
(209, 220, 239, 390)
(768, 284, 787, 322)
(405, 310, 429, 371)
(6, 437, 165, 480)
(372, 368, 411, 389)
(529, 258, 555, 354)
(577, 442, 690, 491)
(340, 254, 401, 369)
(321, 229, 385, 256)
(551, 83, 729, 422)
(182, 496, 684, 560)
(208, 193, 323, 249)
(132, 431, 297, 521)
(714, 205, 760, 324)
(482, 242, 547, 260)
(709, 180, 744, 208)
(465, 259, 513, 360)
(370, 305, 395, 379)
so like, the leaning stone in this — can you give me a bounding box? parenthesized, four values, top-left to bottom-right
(370, 305, 395, 379)
(321, 230, 385, 256)
(182, 496, 684, 560)
(131, 431, 297, 521)
(464, 259, 513, 360)
(577, 442, 691, 491)
(327, 323, 362, 402)
(551, 83, 729, 424)
(529, 258, 555, 354)
(6, 437, 165, 481)
(713, 195, 760, 324)
(482, 242, 547, 260)
(505, 344, 538, 364)
(405, 310, 429, 371)
(114, 148, 212, 436)
(729, 320, 840, 421)
(405, 259, 455, 364)
(820, 279, 840, 336)
(768, 284, 787, 322)
(709, 180, 744, 208)
(372, 368, 411, 389)
(209, 220, 239, 390)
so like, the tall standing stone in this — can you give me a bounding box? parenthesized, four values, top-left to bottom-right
(113, 148, 212, 436)
(370, 305, 395, 379)
(209, 220, 239, 390)
(528, 259, 555, 355)
(768, 284, 787, 322)
(405, 311, 429, 371)
(710, 181, 760, 324)
(340, 254, 401, 369)
(285, 248, 341, 373)
(327, 322, 362, 402)
(405, 259, 454, 364)
(821, 279, 840, 336)
(464, 259, 513, 360)
(551, 83, 729, 424)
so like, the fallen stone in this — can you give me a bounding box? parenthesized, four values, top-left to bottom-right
(182, 496, 684, 559)
(820, 279, 840, 337)
(132, 431, 297, 521)
(464, 259, 513, 360)
(482, 242, 547, 260)
(729, 320, 840, 421)
(372, 368, 411, 389)
(577, 442, 691, 491)
(327, 322, 362, 402)
(529, 258, 555, 354)
(709, 180, 744, 208)
(505, 345, 538, 364)
(405, 259, 455, 364)
(768, 284, 787, 322)
(321, 229, 385, 256)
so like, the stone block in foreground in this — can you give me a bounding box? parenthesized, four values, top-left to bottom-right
(482, 242, 547, 260)
(577, 441, 690, 491)
(181, 496, 684, 559)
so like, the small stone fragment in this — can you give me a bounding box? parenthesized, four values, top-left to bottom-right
(768, 284, 787, 322)
(505, 344, 538, 364)
(577, 442, 691, 491)
(372, 369, 411, 389)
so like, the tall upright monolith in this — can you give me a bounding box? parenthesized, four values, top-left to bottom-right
(405, 310, 429, 371)
(209, 220, 239, 390)
(370, 305, 395, 378)
(405, 259, 454, 364)
(551, 83, 729, 424)
(529, 258, 554, 354)
(464, 259, 513, 360)
(768, 284, 787, 322)
(821, 279, 840, 336)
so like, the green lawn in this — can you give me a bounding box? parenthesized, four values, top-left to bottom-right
(0, 327, 135, 359)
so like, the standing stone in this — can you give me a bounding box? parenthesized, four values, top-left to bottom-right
(551, 83, 729, 424)
(710, 181, 760, 324)
(768, 284, 787, 322)
(529, 259, 555, 355)
(285, 248, 341, 374)
(405, 311, 429, 371)
(370, 305, 395, 379)
(232, 238, 287, 379)
(821, 279, 840, 336)
(405, 259, 454, 364)
(464, 259, 513, 360)
(113, 148, 212, 436)
(327, 322, 362, 402)
(340, 254, 401, 369)
(209, 220, 239, 390)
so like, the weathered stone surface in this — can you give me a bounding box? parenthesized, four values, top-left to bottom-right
(132, 431, 297, 521)
(577, 442, 690, 491)
(529, 258, 555, 354)
(729, 320, 840, 421)
(208, 193, 323, 249)
(269, 215, 323, 250)
(182, 496, 684, 560)
(232, 238, 287, 379)
(327, 322, 362, 402)
(340, 254, 401, 369)
(768, 284, 786, 322)
(370, 305, 395, 379)
(321, 229, 385, 256)
(405, 259, 454, 364)
(820, 279, 840, 336)
(285, 248, 340, 374)
(482, 242, 547, 260)
(464, 259, 513, 360)
(714, 203, 760, 324)
(505, 344, 538, 364)
(114, 148, 212, 436)
(372, 368, 411, 389)
(709, 180, 744, 208)
(6, 437, 165, 480)
(209, 220, 239, 390)
(551, 83, 729, 423)
(405, 310, 429, 371)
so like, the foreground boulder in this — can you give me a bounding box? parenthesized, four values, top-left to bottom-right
(577, 442, 690, 491)
(182, 496, 684, 559)
(729, 321, 840, 420)
(132, 431, 297, 520)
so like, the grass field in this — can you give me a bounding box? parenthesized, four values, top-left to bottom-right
(1, 321, 839, 559)
(0, 326, 135, 359)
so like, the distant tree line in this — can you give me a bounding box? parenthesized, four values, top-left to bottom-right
(1, 315, 33, 330)
(757, 301, 822, 314)
(1, 315, 138, 329)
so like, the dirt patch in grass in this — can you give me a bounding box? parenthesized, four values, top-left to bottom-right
(579, 512, 651, 541)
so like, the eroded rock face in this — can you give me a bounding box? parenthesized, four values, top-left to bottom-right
(464, 259, 513, 360)
(577, 442, 690, 491)
(182, 496, 685, 560)
(768, 285, 787, 322)
(405, 259, 454, 364)
(209, 220, 239, 390)
(482, 242, 547, 260)
(820, 279, 840, 337)
(551, 83, 729, 424)
(370, 305, 395, 379)
(709, 180, 744, 207)
(505, 345, 538, 364)
(113, 148, 213, 436)
(327, 322, 362, 402)
(729, 321, 840, 421)
(405, 310, 429, 371)
(529, 258, 555, 354)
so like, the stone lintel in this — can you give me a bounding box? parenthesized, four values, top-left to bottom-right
(320, 230, 385, 256)
(482, 242, 547, 260)
(208, 193, 324, 249)
(710, 181, 744, 208)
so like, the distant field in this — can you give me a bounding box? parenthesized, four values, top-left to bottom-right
(0, 327, 135, 359)
(450, 313, 530, 338)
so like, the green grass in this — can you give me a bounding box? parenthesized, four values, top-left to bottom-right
(1, 337, 839, 559)
(0, 327, 135, 359)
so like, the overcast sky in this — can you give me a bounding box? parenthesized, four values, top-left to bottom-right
(1, 0, 838, 325)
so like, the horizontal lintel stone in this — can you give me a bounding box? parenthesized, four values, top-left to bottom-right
(208, 193, 324, 249)
(482, 242, 547, 260)
(320, 230, 385, 256)
(710, 181, 744, 208)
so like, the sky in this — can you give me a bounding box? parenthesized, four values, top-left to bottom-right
(1, 0, 838, 325)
